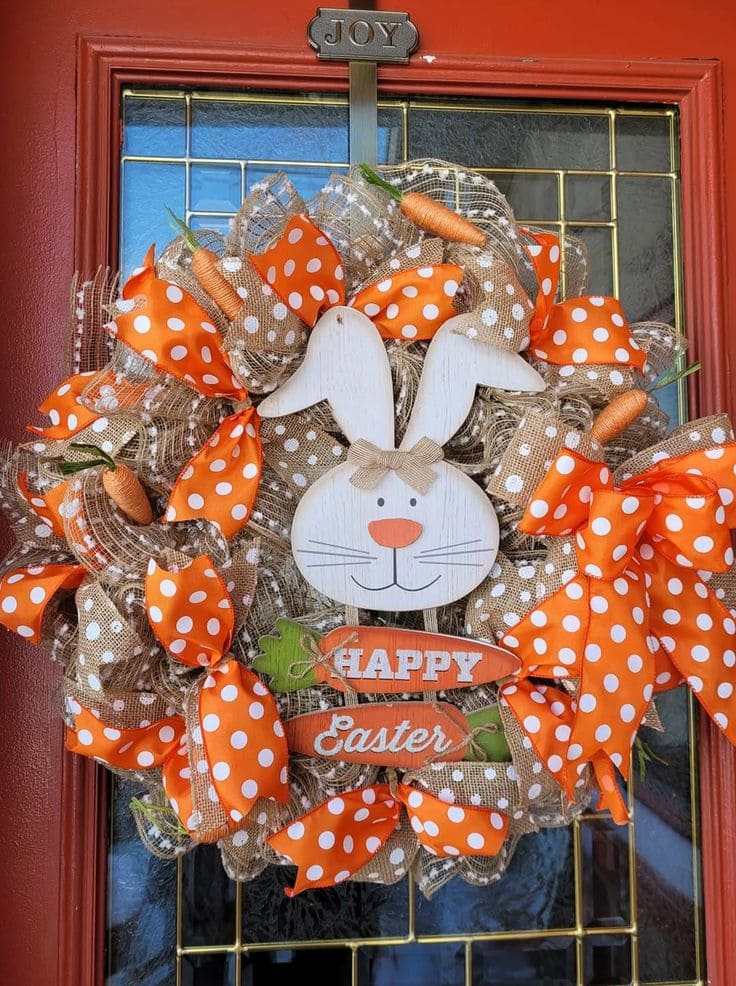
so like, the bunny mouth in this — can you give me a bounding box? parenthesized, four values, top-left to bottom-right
(350, 548, 442, 593)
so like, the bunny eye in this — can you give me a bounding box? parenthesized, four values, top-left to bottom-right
(409, 497, 417, 507)
(377, 497, 385, 507)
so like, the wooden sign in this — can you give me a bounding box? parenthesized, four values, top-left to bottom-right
(258, 309, 544, 613)
(255, 619, 520, 694)
(308, 9, 419, 63)
(285, 701, 469, 768)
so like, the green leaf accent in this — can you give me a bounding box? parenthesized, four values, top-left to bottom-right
(253, 618, 321, 692)
(59, 442, 116, 476)
(359, 163, 404, 203)
(165, 205, 200, 252)
(464, 705, 512, 763)
(634, 735, 669, 781)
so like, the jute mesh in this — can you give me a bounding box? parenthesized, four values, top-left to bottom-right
(0, 158, 702, 896)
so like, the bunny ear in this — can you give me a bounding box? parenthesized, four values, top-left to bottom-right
(400, 315, 545, 450)
(258, 306, 395, 448)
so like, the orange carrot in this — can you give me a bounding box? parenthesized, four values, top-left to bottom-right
(60, 444, 154, 525)
(591, 389, 649, 444)
(360, 164, 486, 247)
(591, 361, 702, 444)
(167, 208, 243, 322)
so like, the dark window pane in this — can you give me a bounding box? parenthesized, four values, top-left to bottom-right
(616, 113, 672, 173)
(181, 843, 237, 947)
(359, 942, 465, 986)
(180, 953, 237, 985)
(106, 777, 177, 986)
(241, 865, 410, 943)
(245, 948, 352, 986)
(416, 826, 575, 936)
(489, 172, 559, 222)
(617, 176, 674, 323)
(472, 937, 576, 986)
(583, 935, 631, 986)
(580, 818, 630, 928)
(123, 95, 186, 158)
(565, 174, 612, 221)
(634, 687, 702, 983)
(566, 226, 614, 297)
(409, 106, 610, 170)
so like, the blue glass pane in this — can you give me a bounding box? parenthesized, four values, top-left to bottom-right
(191, 99, 349, 162)
(190, 214, 234, 235)
(190, 163, 242, 212)
(123, 96, 186, 158)
(121, 161, 185, 277)
(358, 942, 465, 986)
(246, 163, 346, 202)
(378, 107, 403, 164)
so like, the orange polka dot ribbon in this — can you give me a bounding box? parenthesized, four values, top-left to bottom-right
(523, 230, 645, 371)
(17, 473, 70, 539)
(164, 406, 262, 538)
(145, 554, 234, 668)
(107, 246, 247, 402)
(0, 562, 86, 643)
(26, 370, 101, 440)
(248, 213, 464, 341)
(268, 782, 508, 896)
(66, 657, 289, 842)
(503, 442, 736, 820)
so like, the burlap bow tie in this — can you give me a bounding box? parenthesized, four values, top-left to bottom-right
(348, 437, 444, 495)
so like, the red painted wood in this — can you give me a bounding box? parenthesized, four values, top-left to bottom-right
(1, 4, 736, 984)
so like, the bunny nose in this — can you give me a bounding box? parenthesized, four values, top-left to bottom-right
(368, 518, 423, 549)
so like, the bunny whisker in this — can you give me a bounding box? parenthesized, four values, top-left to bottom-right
(299, 548, 377, 560)
(308, 539, 374, 556)
(414, 548, 495, 559)
(417, 560, 485, 567)
(306, 560, 375, 568)
(417, 538, 483, 555)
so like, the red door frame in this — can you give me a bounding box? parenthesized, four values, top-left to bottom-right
(62, 37, 735, 986)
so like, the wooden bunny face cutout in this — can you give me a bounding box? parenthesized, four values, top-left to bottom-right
(259, 305, 545, 611)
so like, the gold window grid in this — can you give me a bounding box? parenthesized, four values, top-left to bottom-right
(116, 90, 701, 986)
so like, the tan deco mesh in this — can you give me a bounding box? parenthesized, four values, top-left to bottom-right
(0, 158, 698, 896)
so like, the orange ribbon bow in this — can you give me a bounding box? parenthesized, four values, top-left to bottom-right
(66, 553, 289, 840)
(503, 442, 736, 821)
(523, 230, 645, 371)
(103, 246, 262, 539)
(268, 782, 508, 896)
(0, 562, 86, 643)
(249, 213, 464, 340)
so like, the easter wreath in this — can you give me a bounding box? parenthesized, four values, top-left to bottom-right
(2, 159, 735, 899)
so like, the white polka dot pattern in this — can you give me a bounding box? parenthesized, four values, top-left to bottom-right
(268, 782, 508, 896)
(0, 563, 86, 643)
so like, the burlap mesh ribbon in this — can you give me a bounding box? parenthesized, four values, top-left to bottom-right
(1, 156, 714, 897)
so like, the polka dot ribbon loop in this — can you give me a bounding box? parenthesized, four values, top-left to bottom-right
(268, 782, 508, 896)
(26, 370, 101, 439)
(247, 213, 464, 342)
(65, 701, 185, 770)
(178, 658, 289, 839)
(66, 659, 289, 842)
(522, 229, 645, 370)
(17, 473, 70, 539)
(0, 562, 86, 643)
(106, 245, 247, 401)
(248, 214, 346, 326)
(348, 262, 464, 341)
(164, 406, 262, 538)
(145, 554, 234, 668)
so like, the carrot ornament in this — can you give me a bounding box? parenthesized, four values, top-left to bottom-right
(60, 444, 154, 525)
(166, 208, 244, 322)
(591, 361, 701, 444)
(360, 164, 487, 247)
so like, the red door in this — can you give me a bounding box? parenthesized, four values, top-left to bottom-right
(2, 3, 736, 984)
